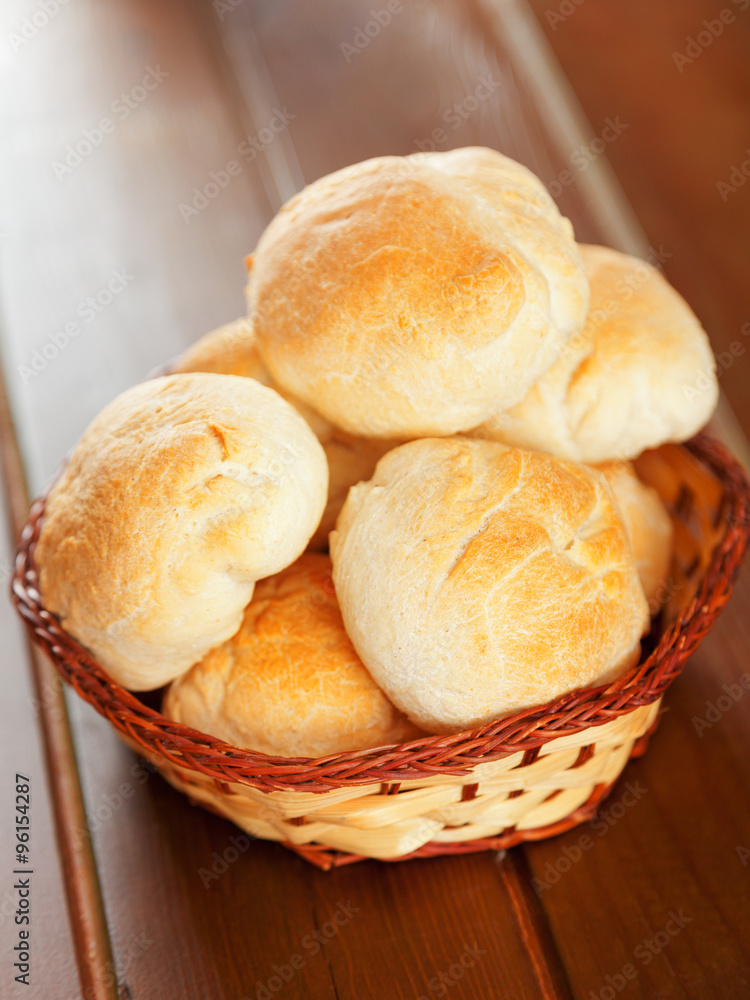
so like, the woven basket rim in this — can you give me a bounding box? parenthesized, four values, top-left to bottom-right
(11, 431, 750, 793)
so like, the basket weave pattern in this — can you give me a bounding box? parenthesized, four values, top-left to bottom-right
(12, 433, 750, 869)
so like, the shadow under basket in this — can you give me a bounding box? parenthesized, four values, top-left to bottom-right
(12, 433, 750, 870)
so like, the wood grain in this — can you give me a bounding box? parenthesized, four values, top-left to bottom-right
(525, 0, 750, 441)
(0, 1, 573, 996)
(304, 850, 574, 1000)
(1, 0, 749, 997)
(521, 568, 750, 998)
(0, 0, 272, 491)
(0, 362, 106, 998)
(212, 2, 750, 997)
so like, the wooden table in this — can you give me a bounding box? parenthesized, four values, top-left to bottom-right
(2, 1, 749, 997)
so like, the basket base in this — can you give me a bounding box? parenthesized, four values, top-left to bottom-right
(281, 778, 617, 870)
(281, 724, 660, 870)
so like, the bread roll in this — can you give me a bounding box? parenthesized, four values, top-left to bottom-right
(175, 318, 399, 549)
(247, 147, 588, 437)
(163, 554, 423, 757)
(597, 460, 673, 612)
(37, 374, 328, 690)
(314, 432, 399, 550)
(474, 244, 718, 462)
(331, 438, 649, 733)
(175, 317, 326, 432)
(175, 317, 268, 382)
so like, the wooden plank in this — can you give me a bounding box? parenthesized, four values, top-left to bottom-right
(222, 0, 608, 238)
(0, 1, 328, 997)
(0, 0, 272, 490)
(522, 569, 750, 998)
(0, 0, 573, 996)
(304, 851, 573, 1000)
(0, 383, 83, 1000)
(69, 741, 339, 1000)
(523, 0, 750, 444)
(472, 2, 750, 995)
(2, 1, 748, 999)
(226, 1, 750, 997)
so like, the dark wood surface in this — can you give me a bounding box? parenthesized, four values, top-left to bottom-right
(1, 1, 749, 998)
(0, 389, 81, 1000)
(526, 0, 750, 440)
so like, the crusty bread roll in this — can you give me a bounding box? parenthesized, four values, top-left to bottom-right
(175, 317, 268, 382)
(163, 554, 423, 757)
(597, 461, 673, 612)
(247, 147, 588, 437)
(175, 318, 399, 549)
(36, 374, 328, 690)
(330, 438, 649, 733)
(314, 432, 399, 550)
(474, 244, 718, 462)
(175, 317, 326, 431)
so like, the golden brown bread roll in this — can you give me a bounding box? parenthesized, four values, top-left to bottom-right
(474, 244, 718, 462)
(247, 147, 589, 437)
(163, 554, 423, 757)
(597, 460, 673, 612)
(175, 318, 399, 549)
(37, 374, 328, 690)
(175, 317, 326, 431)
(330, 438, 649, 733)
(175, 317, 268, 381)
(314, 432, 399, 550)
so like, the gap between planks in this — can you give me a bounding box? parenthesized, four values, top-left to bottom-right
(0, 347, 119, 1000)
(205, 3, 580, 997)
(209, 1, 750, 995)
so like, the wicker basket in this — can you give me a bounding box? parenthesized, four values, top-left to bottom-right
(12, 433, 750, 870)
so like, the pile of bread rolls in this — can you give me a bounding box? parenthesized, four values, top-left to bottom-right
(36, 147, 718, 753)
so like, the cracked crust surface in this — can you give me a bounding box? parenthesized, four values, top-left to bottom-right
(36, 373, 328, 690)
(247, 147, 588, 437)
(474, 244, 718, 461)
(163, 554, 424, 757)
(331, 438, 648, 733)
(175, 318, 401, 549)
